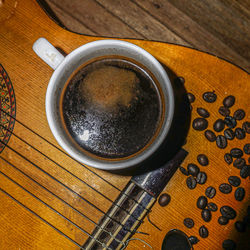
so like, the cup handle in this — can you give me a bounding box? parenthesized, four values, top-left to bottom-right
(32, 38, 65, 70)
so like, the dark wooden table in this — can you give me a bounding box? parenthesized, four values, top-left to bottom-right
(45, 0, 250, 73)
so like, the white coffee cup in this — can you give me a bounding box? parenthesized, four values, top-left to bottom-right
(33, 38, 174, 170)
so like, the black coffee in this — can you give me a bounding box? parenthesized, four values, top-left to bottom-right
(61, 57, 162, 159)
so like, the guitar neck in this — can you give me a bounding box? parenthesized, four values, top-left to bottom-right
(83, 149, 188, 249)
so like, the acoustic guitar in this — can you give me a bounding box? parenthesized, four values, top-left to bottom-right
(0, 0, 249, 249)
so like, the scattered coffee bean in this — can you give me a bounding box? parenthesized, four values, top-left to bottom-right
(158, 193, 171, 207)
(222, 239, 236, 250)
(207, 202, 218, 212)
(230, 148, 243, 158)
(187, 163, 200, 177)
(224, 128, 235, 140)
(219, 106, 230, 117)
(197, 196, 208, 209)
(203, 92, 217, 103)
(233, 109, 245, 120)
(201, 209, 212, 222)
(199, 225, 208, 238)
(234, 221, 246, 232)
(192, 118, 208, 131)
(219, 183, 232, 194)
(216, 135, 227, 149)
(234, 187, 245, 201)
(205, 186, 216, 199)
(244, 144, 250, 155)
(205, 130, 216, 142)
(186, 176, 197, 189)
(233, 158, 246, 169)
(228, 176, 241, 187)
(220, 206, 237, 220)
(188, 236, 199, 245)
(183, 218, 194, 228)
(213, 119, 225, 132)
(197, 107, 210, 118)
(242, 121, 250, 134)
(224, 116, 237, 129)
(187, 93, 195, 103)
(240, 165, 250, 179)
(179, 166, 189, 176)
(197, 154, 209, 166)
(224, 153, 233, 165)
(223, 95, 235, 108)
(218, 216, 229, 225)
(196, 172, 207, 184)
(235, 127, 246, 140)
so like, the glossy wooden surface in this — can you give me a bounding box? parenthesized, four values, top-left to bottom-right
(0, 0, 249, 249)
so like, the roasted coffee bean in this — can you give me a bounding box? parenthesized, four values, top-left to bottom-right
(207, 202, 218, 212)
(242, 121, 250, 134)
(230, 148, 243, 158)
(220, 206, 237, 219)
(224, 116, 237, 129)
(187, 163, 200, 177)
(234, 221, 246, 232)
(223, 95, 235, 108)
(222, 239, 236, 250)
(197, 196, 208, 209)
(179, 166, 189, 176)
(197, 107, 210, 118)
(201, 209, 212, 222)
(197, 154, 209, 166)
(240, 165, 250, 179)
(244, 143, 250, 155)
(183, 218, 194, 228)
(205, 130, 216, 142)
(158, 193, 171, 207)
(216, 135, 227, 149)
(233, 109, 245, 120)
(233, 158, 246, 169)
(234, 187, 245, 201)
(235, 127, 246, 140)
(192, 118, 208, 131)
(205, 186, 216, 199)
(199, 225, 209, 238)
(186, 176, 197, 189)
(218, 216, 229, 225)
(219, 183, 232, 194)
(219, 106, 230, 117)
(196, 172, 207, 184)
(188, 236, 199, 245)
(203, 92, 217, 103)
(224, 153, 233, 165)
(228, 176, 241, 187)
(213, 119, 225, 132)
(224, 128, 235, 140)
(187, 92, 195, 103)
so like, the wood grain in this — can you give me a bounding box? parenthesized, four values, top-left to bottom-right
(0, 0, 249, 249)
(45, 0, 250, 72)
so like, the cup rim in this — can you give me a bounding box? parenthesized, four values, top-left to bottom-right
(46, 39, 174, 170)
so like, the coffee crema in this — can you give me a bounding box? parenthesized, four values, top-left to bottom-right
(61, 56, 163, 159)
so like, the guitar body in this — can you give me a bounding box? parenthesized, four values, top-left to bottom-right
(0, 0, 249, 249)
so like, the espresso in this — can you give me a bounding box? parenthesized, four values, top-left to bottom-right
(61, 57, 162, 159)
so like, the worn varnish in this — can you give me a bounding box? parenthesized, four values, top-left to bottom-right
(45, 0, 250, 72)
(0, 0, 249, 249)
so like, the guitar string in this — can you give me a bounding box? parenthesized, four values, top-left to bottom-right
(0, 108, 149, 212)
(0, 188, 83, 248)
(0, 124, 142, 222)
(0, 169, 121, 250)
(0, 139, 143, 234)
(0, 155, 130, 247)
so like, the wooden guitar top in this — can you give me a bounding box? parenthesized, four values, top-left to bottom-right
(0, 0, 249, 249)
